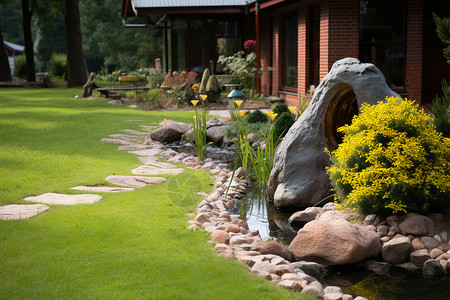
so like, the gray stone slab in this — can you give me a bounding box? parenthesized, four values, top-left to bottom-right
(121, 129, 148, 136)
(71, 186, 135, 193)
(138, 156, 160, 163)
(24, 193, 103, 205)
(0, 204, 50, 220)
(145, 161, 177, 168)
(132, 166, 184, 175)
(105, 175, 167, 187)
(101, 138, 135, 145)
(109, 134, 141, 141)
(138, 156, 177, 168)
(128, 149, 161, 156)
(118, 144, 150, 150)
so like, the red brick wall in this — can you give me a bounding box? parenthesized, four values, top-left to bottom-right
(405, 0, 423, 103)
(319, 0, 359, 80)
(272, 14, 281, 97)
(260, 17, 272, 96)
(298, 2, 308, 99)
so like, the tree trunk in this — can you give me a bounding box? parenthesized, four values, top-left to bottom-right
(65, 0, 86, 87)
(21, 0, 35, 82)
(0, 28, 12, 81)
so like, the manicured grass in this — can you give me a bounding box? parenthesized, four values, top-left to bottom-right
(0, 88, 307, 299)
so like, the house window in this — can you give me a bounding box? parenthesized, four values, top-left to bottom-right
(283, 11, 298, 89)
(359, 0, 406, 89)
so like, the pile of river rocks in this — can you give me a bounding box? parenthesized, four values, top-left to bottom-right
(153, 123, 449, 299)
(161, 147, 368, 300)
(288, 207, 450, 277)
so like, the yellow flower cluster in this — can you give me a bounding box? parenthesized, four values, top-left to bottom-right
(327, 97, 450, 215)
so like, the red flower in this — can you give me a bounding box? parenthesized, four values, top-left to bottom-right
(244, 40, 256, 51)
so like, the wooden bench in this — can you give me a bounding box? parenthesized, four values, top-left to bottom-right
(94, 85, 151, 99)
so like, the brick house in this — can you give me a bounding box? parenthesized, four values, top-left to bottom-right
(121, 0, 450, 105)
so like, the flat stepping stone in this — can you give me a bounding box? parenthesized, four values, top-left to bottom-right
(138, 156, 177, 168)
(24, 193, 102, 205)
(145, 161, 177, 168)
(71, 186, 135, 193)
(118, 144, 150, 150)
(122, 129, 148, 136)
(138, 156, 160, 163)
(105, 175, 167, 187)
(132, 166, 184, 175)
(128, 149, 161, 156)
(0, 204, 50, 220)
(109, 134, 141, 141)
(101, 138, 135, 145)
(139, 125, 156, 131)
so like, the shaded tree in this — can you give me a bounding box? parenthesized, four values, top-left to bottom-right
(0, 25, 12, 81)
(0, 0, 11, 81)
(64, 0, 85, 86)
(80, 0, 162, 72)
(21, 0, 35, 81)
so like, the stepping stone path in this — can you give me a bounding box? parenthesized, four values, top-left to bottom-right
(71, 186, 135, 193)
(132, 166, 184, 175)
(122, 129, 148, 136)
(128, 149, 161, 156)
(0, 123, 178, 221)
(117, 144, 150, 150)
(138, 156, 177, 168)
(0, 204, 50, 220)
(105, 175, 167, 188)
(24, 193, 103, 205)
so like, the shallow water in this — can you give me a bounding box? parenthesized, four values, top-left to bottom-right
(240, 184, 450, 300)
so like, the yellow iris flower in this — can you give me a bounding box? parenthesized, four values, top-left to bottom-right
(191, 100, 199, 106)
(240, 110, 247, 117)
(235, 100, 243, 108)
(288, 106, 296, 114)
(267, 111, 278, 121)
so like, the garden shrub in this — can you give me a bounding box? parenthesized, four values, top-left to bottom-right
(327, 97, 450, 217)
(49, 53, 67, 79)
(273, 112, 295, 140)
(432, 79, 450, 138)
(247, 109, 269, 124)
(273, 103, 289, 118)
(13, 55, 27, 79)
(225, 121, 271, 142)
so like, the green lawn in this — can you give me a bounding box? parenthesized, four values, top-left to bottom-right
(0, 88, 306, 299)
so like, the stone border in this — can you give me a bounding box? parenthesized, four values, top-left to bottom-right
(159, 148, 366, 300)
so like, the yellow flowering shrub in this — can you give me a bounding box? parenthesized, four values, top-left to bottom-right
(327, 97, 450, 216)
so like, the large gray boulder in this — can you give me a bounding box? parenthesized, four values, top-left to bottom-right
(268, 58, 399, 208)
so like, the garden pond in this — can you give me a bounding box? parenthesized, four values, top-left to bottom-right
(166, 145, 450, 299)
(237, 183, 450, 300)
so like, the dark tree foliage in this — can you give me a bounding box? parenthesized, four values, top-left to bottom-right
(432, 13, 450, 138)
(0, 0, 23, 44)
(0, 25, 12, 81)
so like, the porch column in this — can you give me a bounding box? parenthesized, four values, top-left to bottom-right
(255, 0, 261, 94)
